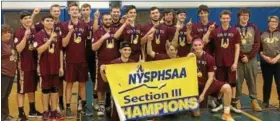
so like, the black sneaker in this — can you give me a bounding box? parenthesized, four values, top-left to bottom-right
(18, 113, 28, 121)
(28, 110, 42, 118)
(65, 108, 75, 119)
(59, 103, 65, 112)
(81, 106, 93, 116)
(263, 102, 269, 108)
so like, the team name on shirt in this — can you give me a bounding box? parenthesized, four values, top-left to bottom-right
(217, 33, 234, 37)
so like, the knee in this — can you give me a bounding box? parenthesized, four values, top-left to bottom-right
(222, 84, 232, 93)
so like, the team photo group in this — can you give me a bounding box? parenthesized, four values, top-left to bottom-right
(1, 2, 280, 121)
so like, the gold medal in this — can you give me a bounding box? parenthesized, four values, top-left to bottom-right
(241, 39, 246, 44)
(107, 39, 114, 49)
(197, 71, 203, 77)
(107, 43, 113, 48)
(74, 36, 81, 44)
(133, 35, 139, 44)
(156, 36, 160, 44)
(221, 38, 229, 48)
(180, 41, 185, 46)
(29, 44, 34, 50)
(179, 37, 186, 46)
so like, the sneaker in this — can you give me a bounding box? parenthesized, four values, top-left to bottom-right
(92, 99, 99, 110)
(50, 110, 64, 120)
(211, 104, 223, 112)
(42, 111, 49, 120)
(81, 106, 93, 116)
(58, 103, 65, 112)
(208, 97, 217, 108)
(4, 115, 16, 121)
(251, 99, 262, 112)
(78, 100, 82, 111)
(236, 100, 241, 109)
(263, 102, 269, 108)
(97, 106, 105, 116)
(28, 110, 42, 118)
(18, 113, 28, 121)
(231, 105, 242, 113)
(65, 108, 75, 119)
(222, 113, 235, 121)
(192, 109, 201, 117)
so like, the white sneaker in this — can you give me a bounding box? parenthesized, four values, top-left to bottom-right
(78, 100, 82, 111)
(92, 99, 99, 110)
(208, 98, 217, 108)
(211, 104, 223, 112)
(231, 106, 242, 113)
(97, 106, 105, 116)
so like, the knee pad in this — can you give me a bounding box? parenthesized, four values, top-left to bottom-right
(42, 88, 50, 94)
(50, 87, 58, 93)
(229, 82, 237, 87)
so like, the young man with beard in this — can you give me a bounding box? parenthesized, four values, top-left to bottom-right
(99, 41, 136, 121)
(14, 11, 42, 121)
(141, 7, 172, 61)
(61, 3, 92, 118)
(92, 13, 130, 116)
(260, 16, 280, 109)
(235, 8, 262, 111)
(189, 5, 218, 55)
(35, 15, 64, 120)
(192, 39, 235, 121)
(203, 10, 242, 113)
(171, 9, 192, 57)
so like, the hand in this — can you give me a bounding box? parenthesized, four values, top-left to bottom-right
(103, 32, 110, 39)
(231, 63, 237, 71)
(125, 18, 132, 25)
(25, 29, 31, 37)
(138, 55, 145, 63)
(160, 17, 164, 24)
(199, 94, 205, 103)
(262, 55, 272, 63)
(94, 9, 100, 18)
(100, 65, 106, 72)
(186, 18, 192, 31)
(208, 22, 216, 31)
(50, 31, 57, 41)
(33, 8, 41, 15)
(59, 68, 64, 77)
(187, 53, 195, 57)
(176, 21, 183, 29)
(68, 23, 74, 32)
(270, 57, 278, 64)
(241, 55, 249, 63)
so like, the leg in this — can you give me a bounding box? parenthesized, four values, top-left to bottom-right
(274, 63, 280, 102)
(65, 82, 73, 107)
(236, 62, 245, 100)
(261, 62, 274, 104)
(1, 75, 15, 119)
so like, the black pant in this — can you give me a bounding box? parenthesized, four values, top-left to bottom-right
(1, 74, 15, 120)
(261, 61, 280, 103)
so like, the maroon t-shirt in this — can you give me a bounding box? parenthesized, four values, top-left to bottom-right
(35, 29, 62, 75)
(61, 20, 88, 63)
(154, 53, 170, 60)
(121, 24, 142, 61)
(14, 27, 37, 71)
(141, 23, 171, 55)
(192, 22, 218, 54)
(210, 26, 241, 67)
(169, 25, 191, 57)
(1, 41, 17, 77)
(93, 26, 119, 62)
(110, 57, 135, 64)
(111, 20, 122, 32)
(197, 52, 216, 87)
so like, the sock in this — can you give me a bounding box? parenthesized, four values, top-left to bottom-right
(231, 98, 238, 107)
(29, 102, 36, 112)
(18, 107, 24, 115)
(66, 104, 70, 109)
(93, 94, 98, 99)
(59, 96, 64, 105)
(217, 98, 223, 105)
(82, 100, 86, 107)
(224, 106, 230, 114)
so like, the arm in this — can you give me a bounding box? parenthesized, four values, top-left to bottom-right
(16, 30, 30, 53)
(202, 30, 211, 44)
(62, 24, 74, 47)
(37, 39, 52, 55)
(140, 26, 156, 45)
(171, 25, 180, 48)
(31, 8, 41, 24)
(113, 20, 129, 39)
(247, 25, 261, 60)
(92, 32, 110, 51)
(93, 9, 100, 32)
(146, 34, 156, 58)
